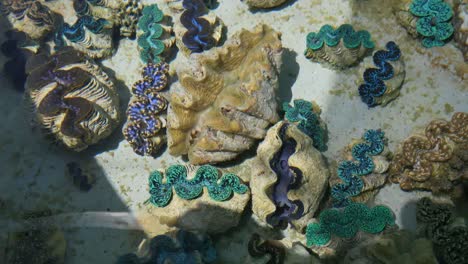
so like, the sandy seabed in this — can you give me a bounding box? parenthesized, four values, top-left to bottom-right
(0, 0, 466, 263)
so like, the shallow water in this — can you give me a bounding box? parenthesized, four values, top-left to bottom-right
(0, 0, 467, 263)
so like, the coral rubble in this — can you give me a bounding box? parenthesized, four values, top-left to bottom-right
(54, 15, 114, 59)
(358, 41, 405, 108)
(389, 112, 468, 193)
(251, 122, 330, 230)
(148, 164, 248, 207)
(25, 48, 120, 151)
(304, 24, 374, 68)
(137, 4, 174, 63)
(0, 0, 57, 40)
(117, 230, 217, 264)
(167, 24, 282, 165)
(123, 63, 170, 156)
(305, 203, 395, 247)
(331, 129, 386, 208)
(283, 99, 328, 151)
(242, 0, 289, 9)
(394, 0, 454, 48)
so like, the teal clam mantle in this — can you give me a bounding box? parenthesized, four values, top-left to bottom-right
(283, 99, 328, 152)
(306, 24, 374, 51)
(409, 0, 454, 48)
(137, 4, 169, 63)
(148, 165, 248, 207)
(331, 129, 386, 208)
(304, 24, 375, 68)
(306, 203, 395, 246)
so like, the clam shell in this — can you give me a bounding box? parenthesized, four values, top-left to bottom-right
(25, 48, 120, 151)
(167, 24, 282, 165)
(251, 121, 330, 231)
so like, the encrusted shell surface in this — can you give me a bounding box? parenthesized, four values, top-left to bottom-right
(329, 138, 390, 204)
(25, 48, 120, 151)
(389, 112, 468, 193)
(454, 2, 468, 61)
(304, 40, 372, 69)
(393, 0, 420, 38)
(71, 0, 143, 37)
(242, 0, 289, 9)
(164, 0, 225, 56)
(167, 24, 282, 165)
(359, 50, 406, 106)
(0, 0, 57, 40)
(143, 165, 251, 234)
(251, 121, 330, 231)
(55, 18, 115, 59)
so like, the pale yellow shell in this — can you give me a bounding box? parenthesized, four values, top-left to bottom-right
(305, 41, 372, 69)
(167, 24, 283, 165)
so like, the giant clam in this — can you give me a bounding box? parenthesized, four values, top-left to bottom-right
(304, 24, 375, 69)
(143, 164, 251, 234)
(164, 0, 225, 56)
(251, 121, 330, 230)
(136, 4, 175, 63)
(54, 15, 115, 59)
(393, 0, 454, 48)
(72, 0, 143, 37)
(389, 112, 468, 193)
(358, 41, 406, 108)
(328, 131, 391, 205)
(167, 24, 282, 165)
(25, 48, 120, 151)
(0, 0, 57, 40)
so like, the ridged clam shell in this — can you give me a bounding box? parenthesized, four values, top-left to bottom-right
(25, 48, 120, 151)
(251, 121, 330, 231)
(359, 54, 406, 106)
(58, 22, 115, 59)
(1, 0, 57, 40)
(167, 24, 282, 165)
(305, 41, 372, 69)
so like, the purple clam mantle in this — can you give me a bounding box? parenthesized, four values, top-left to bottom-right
(267, 124, 304, 228)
